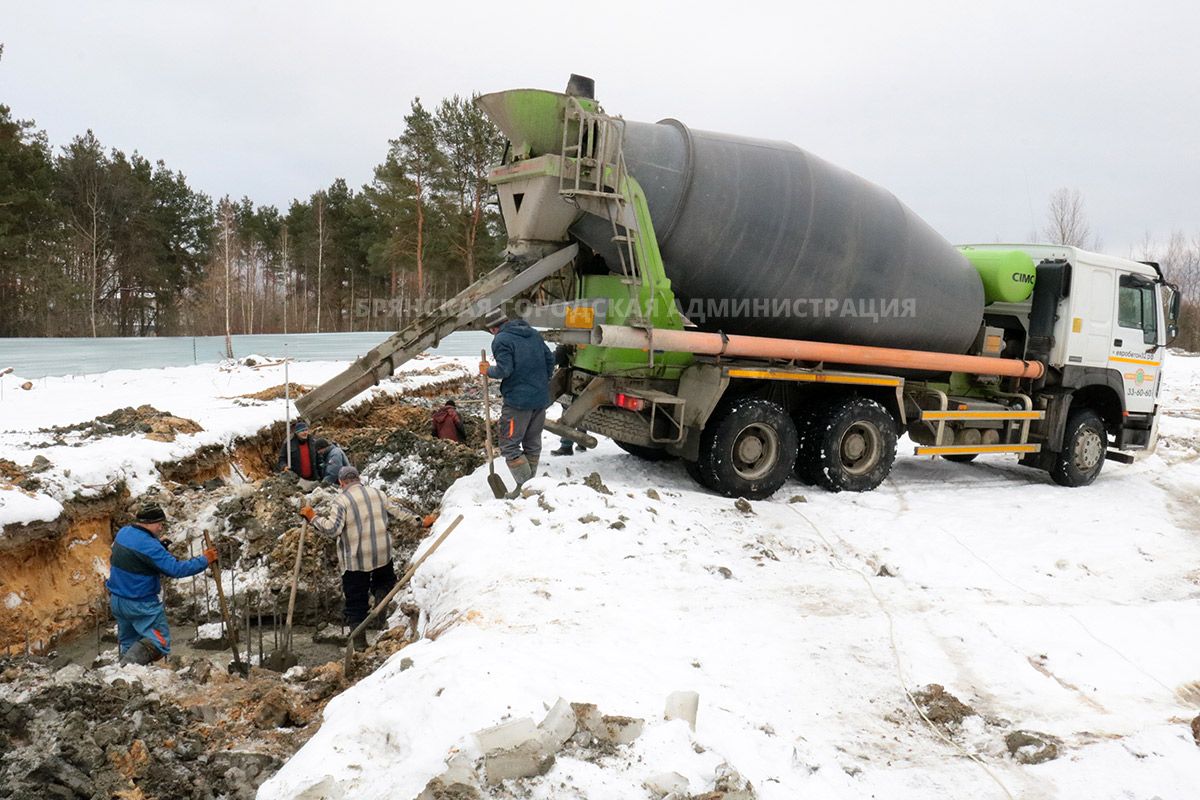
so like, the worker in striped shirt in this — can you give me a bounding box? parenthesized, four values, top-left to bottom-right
(300, 465, 409, 650)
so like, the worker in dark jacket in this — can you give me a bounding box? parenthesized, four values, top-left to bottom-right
(278, 420, 322, 481)
(480, 308, 555, 496)
(315, 438, 351, 485)
(431, 400, 466, 443)
(106, 503, 215, 665)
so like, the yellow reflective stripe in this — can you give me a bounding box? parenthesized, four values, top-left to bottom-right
(726, 369, 901, 387)
(915, 444, 1041, 455)
(921, 410, 1043, 420)
(1109, 355, 1160, 366)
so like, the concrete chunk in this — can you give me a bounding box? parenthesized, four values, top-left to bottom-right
(570, 702, 604, 737)
(482, 740, 555, 785)
(664, 690, 700, 730)
(417, 759, 482, 800)
(598, 714, 645, 746)
(538, 697, 577, 750)
(473, 717, 537, 753)
(644, 771, 689, 798)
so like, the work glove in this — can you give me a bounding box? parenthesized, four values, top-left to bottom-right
(299, 506, 316, 521)
(421, 513, 439, 528)
(479, 361, 489, 375)
(203, 547, 218, 564)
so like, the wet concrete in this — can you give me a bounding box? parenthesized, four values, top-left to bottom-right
(50, 622, 349, 673)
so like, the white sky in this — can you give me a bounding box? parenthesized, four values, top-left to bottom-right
(3, 0, 1198, 257)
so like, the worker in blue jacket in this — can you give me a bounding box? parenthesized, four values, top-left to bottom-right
(479, 307, 555, 496)
(106, 503, 216, 665)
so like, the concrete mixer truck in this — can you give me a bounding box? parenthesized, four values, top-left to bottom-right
(297, 75, 1181, 499)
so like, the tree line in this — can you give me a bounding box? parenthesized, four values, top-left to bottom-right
(0, 47, 503, 339)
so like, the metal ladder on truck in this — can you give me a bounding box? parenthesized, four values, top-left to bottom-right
(557, 98, 656, 333)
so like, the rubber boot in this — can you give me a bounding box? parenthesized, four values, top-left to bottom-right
(505, 458, 533, 499)
(120, 638, 164, 666)
(550, 443, 573, 456)
(353, 631, 369, 651)
(526, 455, 540, 477)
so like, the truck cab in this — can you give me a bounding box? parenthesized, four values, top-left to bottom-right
(963, 243, 1177, 471)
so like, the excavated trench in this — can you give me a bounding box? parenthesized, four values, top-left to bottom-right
(0, 370, 490, 799)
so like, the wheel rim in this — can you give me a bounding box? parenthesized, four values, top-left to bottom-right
(840, 422, 882, 477)
(1073, 427, 1104, 472)
(732, 423, 779, 481)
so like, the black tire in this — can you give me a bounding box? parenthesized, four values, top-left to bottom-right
(690, 398, 799, 499)
(1050, 409, 1106, 487)
(809, 397, 897, 493)
(615, 441, 676, 462)
(942, 453, 978, 464)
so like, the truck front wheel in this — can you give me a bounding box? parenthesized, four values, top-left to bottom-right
(805, 397, 897, 493)
(1049, 409, 1106, 487)
(688, 398, 798, 499)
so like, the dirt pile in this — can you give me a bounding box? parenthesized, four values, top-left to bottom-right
(0, 654, 350, 800)
(236, 383, 310, 402)
(40, 405, 203, 444)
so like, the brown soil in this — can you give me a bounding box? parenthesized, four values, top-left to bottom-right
(40, 404, 203, 443)
(236, 383, 310, 402)
(0, 512, 117, 656)
(0, 458, 24, 483)
(911, 684, 976, 726)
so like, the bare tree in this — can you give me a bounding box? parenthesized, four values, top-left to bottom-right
(1043, 187, 1091, 247)
(220, 198, 234, 358)
(315, 192, 325, 333)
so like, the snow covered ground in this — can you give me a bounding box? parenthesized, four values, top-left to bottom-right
(0, 355, 472, 530)
(259, 351, 1200, 800)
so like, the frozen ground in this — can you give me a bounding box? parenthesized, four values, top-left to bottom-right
(259, 351, 1200, 800)
(0, 354, 473, 529)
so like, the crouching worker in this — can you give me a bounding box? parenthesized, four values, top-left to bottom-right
(300, 466, 409, 651)
(106, 503, 216, 665)
(315, 438, 350, 485)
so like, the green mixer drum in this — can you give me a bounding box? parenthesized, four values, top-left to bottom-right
(959, 248, 1037, 304)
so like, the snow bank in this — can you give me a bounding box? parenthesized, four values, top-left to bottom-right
(0, 484, 63, 527)
(261, 352, 1200, 799)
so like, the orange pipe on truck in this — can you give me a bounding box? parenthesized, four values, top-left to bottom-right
(593, 325, 1045, 380)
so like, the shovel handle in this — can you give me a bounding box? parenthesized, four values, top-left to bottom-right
(481, 349, 496, 473)
(203, 530, 246, 674)
(283, 519, 308, 652)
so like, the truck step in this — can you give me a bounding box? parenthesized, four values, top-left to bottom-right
(919, 409, 1044, 421)
(915, 444, 1041, 456)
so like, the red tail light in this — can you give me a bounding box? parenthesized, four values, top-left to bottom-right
(614, 392, 645, 412)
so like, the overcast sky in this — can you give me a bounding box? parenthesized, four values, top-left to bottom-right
(3, 1, 1198, 257)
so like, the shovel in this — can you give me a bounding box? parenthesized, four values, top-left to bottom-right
(481, 349, 507, 499)
(265, 518, 307, 671)
(344, 514, 463, 674)
(203, 530, 249, 677)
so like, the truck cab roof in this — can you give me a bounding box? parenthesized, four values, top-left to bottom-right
(958, 243, 1159, 280)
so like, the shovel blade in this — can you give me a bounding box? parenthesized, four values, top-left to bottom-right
(487, 473, 508, 499)
(263, 650, 299, 672)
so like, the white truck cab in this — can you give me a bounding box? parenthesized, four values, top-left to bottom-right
(963, 244, 1178, 463)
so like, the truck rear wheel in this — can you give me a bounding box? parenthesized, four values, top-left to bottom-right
(806, 397, 897, 493)
(1050, 409, 1106, 487)
(689, 398, 798, 499)
(616, 441, 676, 461)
